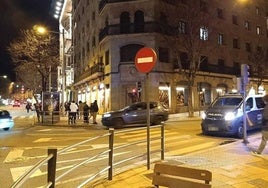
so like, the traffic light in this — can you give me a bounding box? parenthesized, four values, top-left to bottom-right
(136, 81, 142, 92)
(241, 64, 249, 84)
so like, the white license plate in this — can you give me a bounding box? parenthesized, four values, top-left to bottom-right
(208, 127, 219, 131)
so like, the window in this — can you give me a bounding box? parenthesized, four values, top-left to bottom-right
(256, 6, 259, 15)
(120, 44, 144, 62)
(120, 12, 130, 34)
(200, 0, 208, 12)
(232, 15, 238, 25)
(134, 10, 144, 33)
(233, 38, 239, 49)
(200, 26, 208, 40)
(178, 21, 186, 34)
(217, 8, 223, 19)
(159, 47, 169, 62)
(256, 26, 261, 35)
(218, 59, 225, 67)
(218, 33, 223, 45)
(245, 42, 251, 52)
(244, 21, 250, 30)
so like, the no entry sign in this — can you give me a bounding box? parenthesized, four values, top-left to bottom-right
(135, 47, 157, 73)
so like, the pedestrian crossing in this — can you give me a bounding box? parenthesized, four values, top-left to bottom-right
(2, 126, 221, 187)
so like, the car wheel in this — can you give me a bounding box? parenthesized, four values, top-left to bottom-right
(237, 125, 244, 139)
(114, 118, 124, 128)
(3, 128, 10, 131)
(152, 116, 163, 125)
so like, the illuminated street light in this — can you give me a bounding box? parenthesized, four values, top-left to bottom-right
(0, 75, 7, 79)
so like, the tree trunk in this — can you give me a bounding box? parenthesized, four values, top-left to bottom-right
(188, 85, 194, 117)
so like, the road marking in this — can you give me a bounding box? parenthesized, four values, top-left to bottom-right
(4, 148, 24, 163)
(33, 138, 52, 142)
(167, 142, 216, 155)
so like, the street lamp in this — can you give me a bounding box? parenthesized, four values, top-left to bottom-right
(0, 75, 7, 79)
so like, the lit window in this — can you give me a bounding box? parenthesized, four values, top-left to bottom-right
(178, 21, 186, 34)
(256, 26, 261, 35)
(200, 27, 208, 40)
(218, 33, 223, 45)
(244, 21, 249, 30)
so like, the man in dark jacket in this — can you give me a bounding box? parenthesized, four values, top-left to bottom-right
(252, 94, 268, 156)
(92, 100, 99, 124)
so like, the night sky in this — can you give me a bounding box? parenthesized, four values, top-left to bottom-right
(0, 0, 58, 81)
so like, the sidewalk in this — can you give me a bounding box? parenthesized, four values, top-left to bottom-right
(91, 133, 268, 188)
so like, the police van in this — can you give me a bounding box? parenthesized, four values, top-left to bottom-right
(201, 93, 265, 138)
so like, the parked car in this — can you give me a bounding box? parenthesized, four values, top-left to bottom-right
(201, 93, 265, 138)
(0, 110, 14, 131)
(101, 102, 169, 128)
(12, 100, 21, 107)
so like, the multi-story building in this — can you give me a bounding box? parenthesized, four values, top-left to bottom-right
(56, 0, 268, 114)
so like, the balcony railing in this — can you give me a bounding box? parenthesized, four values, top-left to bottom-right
(174, 62, 240, 76)
(75, 63, 104, 83)
(99, 22, 162, 42)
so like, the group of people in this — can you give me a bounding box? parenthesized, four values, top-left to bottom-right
(65, 100, 99, 125)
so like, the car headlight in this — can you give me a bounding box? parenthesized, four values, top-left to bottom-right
(201, 112, 206, 119)
(103, 113, 111, 118)
(224, 112, 235, 121)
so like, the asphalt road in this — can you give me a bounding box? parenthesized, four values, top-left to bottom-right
(0, 108, 237, 188)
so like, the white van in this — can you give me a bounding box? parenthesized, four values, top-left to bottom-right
(201, 93, 265, 138)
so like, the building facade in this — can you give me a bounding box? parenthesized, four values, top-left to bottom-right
(58, 0, 268, 114)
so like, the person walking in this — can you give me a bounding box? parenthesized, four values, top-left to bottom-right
(69, 101, 78, 124)
(91, 100, 99, 124)
(26, 102, 31, 113)
(252, 94, 268, 156)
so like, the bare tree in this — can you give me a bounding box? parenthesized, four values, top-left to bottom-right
(248, 46, 268, 89)
(158, 0, 214, 116)
(8, 29, 59, 93)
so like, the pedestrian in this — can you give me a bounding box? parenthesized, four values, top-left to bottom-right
(64, 101, 70, 116)
(91, 100, 99, 124)
(69, 101, 78, 124)
(26, 102, 31, 113)
(83, 102, 90, 123)
(34, 102, 41, 122)
(252, 94, 268, 156)
(78, 101, 84, 119)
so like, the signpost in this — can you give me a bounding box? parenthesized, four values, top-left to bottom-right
(135, 47, 157, 169)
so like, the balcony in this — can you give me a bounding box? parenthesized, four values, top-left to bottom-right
(99, 0, 136, 12)
(174, 62, 240, 76)
(99, 22, 162, 42)
(75, 63, 104, 84)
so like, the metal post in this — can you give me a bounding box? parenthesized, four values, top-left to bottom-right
(61, 29, 66, 114)
(242, 84, 248, 144)
(146, 73, 150, 169)
(161, 124, 165, 160)
(108, 128, 114, 180)
(47, 149, 57, 188)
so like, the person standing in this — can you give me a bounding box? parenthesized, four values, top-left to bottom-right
(252, 94, 268, 156)
(83, 102, 90, 123)
(91, 100, 99, 124)
(78, 101, 84, 119)
(69, 101, 78, 124)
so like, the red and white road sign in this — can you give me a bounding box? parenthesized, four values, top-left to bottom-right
(135, 47, 157, 73)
